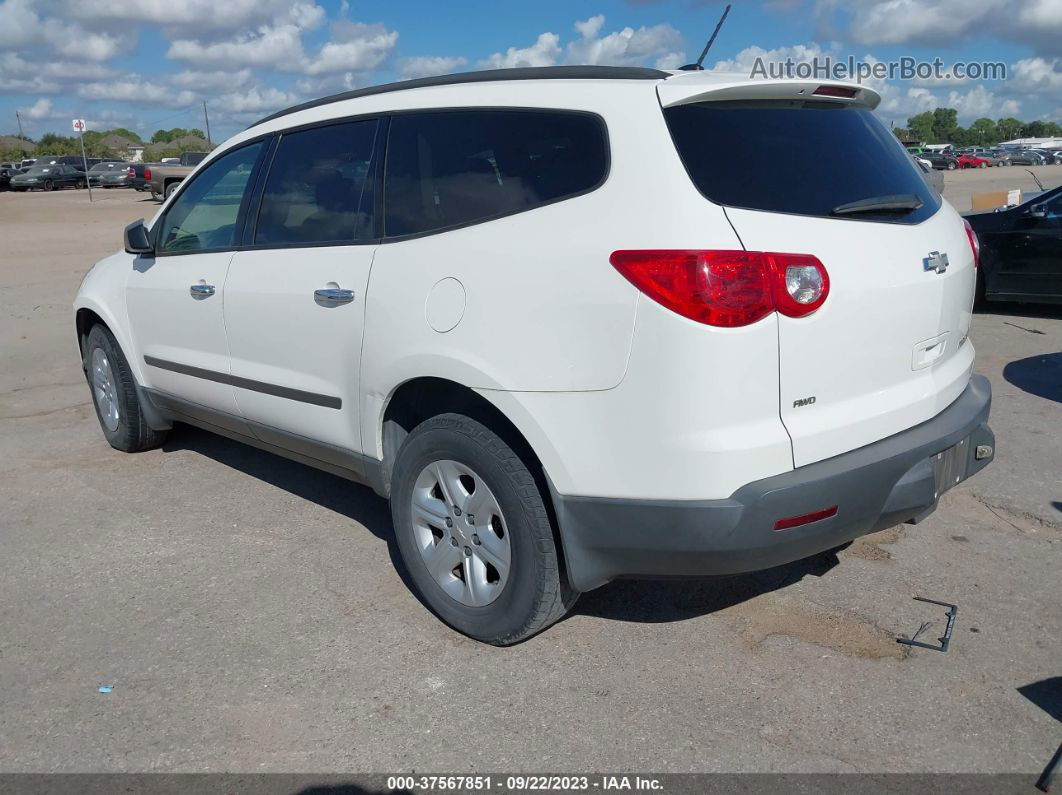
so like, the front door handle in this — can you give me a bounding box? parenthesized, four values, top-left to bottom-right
(189, 283, 215, 297)
(314, 288, 355, 304)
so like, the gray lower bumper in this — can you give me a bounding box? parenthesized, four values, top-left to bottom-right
(552, 375, 995, 592)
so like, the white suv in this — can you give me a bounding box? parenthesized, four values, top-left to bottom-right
(74, 66, 995, 644)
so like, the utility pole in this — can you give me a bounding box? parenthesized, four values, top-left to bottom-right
(202, 101, 212, 148)
(15, 109, 23, 140)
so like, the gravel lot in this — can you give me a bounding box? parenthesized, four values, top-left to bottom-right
(0, 183, 1059, 775)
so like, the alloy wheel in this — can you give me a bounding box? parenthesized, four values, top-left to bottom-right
(410, 459, 512, 607)
(91, 347, 120, 432)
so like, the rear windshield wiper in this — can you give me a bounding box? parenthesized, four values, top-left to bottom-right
(831, 194, 924, 216)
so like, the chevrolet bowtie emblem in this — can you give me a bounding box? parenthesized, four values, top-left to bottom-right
(923, 251, 949, 274)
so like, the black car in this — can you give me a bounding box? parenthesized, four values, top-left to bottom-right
(87, 161, 132, 187)
(1005, 150, 1047, 166)
(965, 184, 1062, 304)
(9, 163, 86, 191)
(127, 162, 158, 191)
(0, 162, 20, 190)
(922, 151, 959, 170)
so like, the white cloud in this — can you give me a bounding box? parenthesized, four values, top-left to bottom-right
(167, 24, 306, 69)
(18, 98, 58, 120)
(78, 75, 197, 107)
(478, 33, 562, 69)
(818, 0, 1061, 56)
(172, 69, 254, 91)
(216, 86, 299, 114)
(399, 55, 468, 80)
(300, 21, 397, 75)
(1010, 57, 1062, 95)
(166, 17, 396, 77)
(945, 84, 1021, 118)
(69, 0, 325, 32)
(566, 15, 683, 67)
(0, 0, 41, 48)
(44, 23, 132, 61)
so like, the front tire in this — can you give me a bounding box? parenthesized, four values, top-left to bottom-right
(947, 162, 956, 170)
(390, 413, 576, 645)
(83, 324, 167, 452)
(43, 179, 54, 190)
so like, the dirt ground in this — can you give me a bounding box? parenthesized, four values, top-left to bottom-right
(0, 185, 1059, 775)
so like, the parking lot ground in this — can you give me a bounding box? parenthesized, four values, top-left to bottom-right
(0, 188, 1059, 773)
(943, 163, 1062, 211)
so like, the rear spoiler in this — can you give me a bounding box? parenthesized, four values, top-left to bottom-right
(657, 72, 881, 110)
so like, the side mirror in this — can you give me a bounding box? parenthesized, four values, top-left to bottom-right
(124, 219, 154, 255)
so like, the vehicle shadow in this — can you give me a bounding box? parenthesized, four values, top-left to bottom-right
(161, 423, 844, 627)
(569, 547, 842, 624)
(160, 424, 414, 588)
(1003, 351, 1062, 404)
(974, 300, 1062, 320)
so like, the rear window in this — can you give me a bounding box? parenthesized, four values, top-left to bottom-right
(383, 109, 607, 237)
(664, 101, 940, 224)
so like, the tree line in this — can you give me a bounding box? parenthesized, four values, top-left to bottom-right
(0, 127, 211, 162)
(892, 108, 1062, 147)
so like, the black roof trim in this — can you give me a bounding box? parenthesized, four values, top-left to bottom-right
(249, 66, 670, 128)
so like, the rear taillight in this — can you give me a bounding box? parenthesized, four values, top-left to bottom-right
(610, 250, 829, 328)
(127, 167, 134, 178)
(144, 167, 151, 180)
(963, 218, 980, 269)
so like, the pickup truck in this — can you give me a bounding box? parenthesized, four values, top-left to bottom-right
(146, 151, 209, 200)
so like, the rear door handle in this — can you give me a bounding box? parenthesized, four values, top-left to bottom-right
(189, 283, 215, 297)
(314, 288, 355, 304)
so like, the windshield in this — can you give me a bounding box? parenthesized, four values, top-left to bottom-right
(91, 162, 127, 171)
(664, 101, 940, 224)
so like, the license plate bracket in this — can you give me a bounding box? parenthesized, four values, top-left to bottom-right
(933, 437, 970, 498)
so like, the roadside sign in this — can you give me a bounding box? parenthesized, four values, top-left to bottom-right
(72, 119, 86, 132)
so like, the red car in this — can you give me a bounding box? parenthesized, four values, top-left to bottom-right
(958, 153, 992, 169)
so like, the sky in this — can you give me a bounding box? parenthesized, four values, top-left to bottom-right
(1, 0, 1060, 144)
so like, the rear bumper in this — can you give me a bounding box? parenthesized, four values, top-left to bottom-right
(553, 375, 994, 592)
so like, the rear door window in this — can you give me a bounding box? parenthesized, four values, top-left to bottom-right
(254, 119, 379, 246)
(664, 101, 940, 224)
(383, 109, 608, 237)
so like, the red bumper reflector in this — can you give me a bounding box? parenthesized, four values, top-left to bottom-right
(774, 505, 838, 531)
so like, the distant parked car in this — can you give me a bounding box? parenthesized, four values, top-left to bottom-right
(0, 163, 20, 190)
(1031, 149, 1062, 165)
(146, 152, 211, 200)
(88, 161, 133, 188)
(127, 163, 157, 191)
(911, 155, 943, 194)
(20, 158, 36, 169)
(922, 151, 959, 170)
(957, 153, 992, 169)
(1007, 150, 1047, 166)
(965, 184, 1062, 305)
(10, 163, 86, 191)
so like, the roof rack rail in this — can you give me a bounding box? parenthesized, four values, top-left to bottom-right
(249, 65, 670, 128)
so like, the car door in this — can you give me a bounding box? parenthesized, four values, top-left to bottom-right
(126, 141, 266, 425)
(991, 192, 1062, 299)
(223, 118, 381, 456)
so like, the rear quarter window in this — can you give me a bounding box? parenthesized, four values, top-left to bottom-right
(383, 109, 608, 238)
(664, 101, 940, 224)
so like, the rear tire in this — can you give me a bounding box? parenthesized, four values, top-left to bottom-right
(390, 413, 577, 645)
(83, 324, 167, 453)
(43, 179, 54, 191)
(947, 162, 956, 170)
(164, 182, 177, 199)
